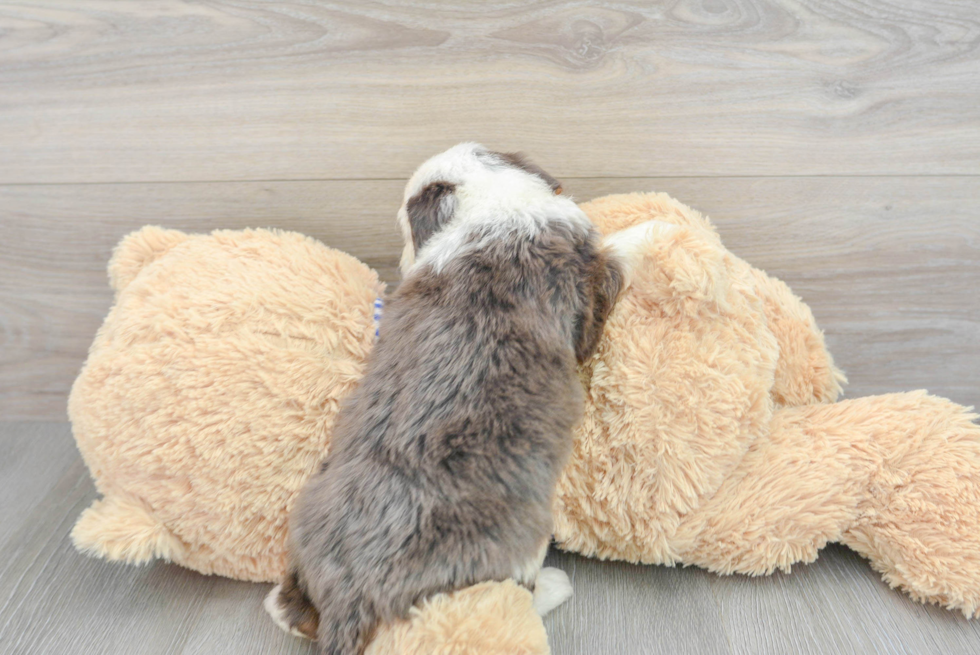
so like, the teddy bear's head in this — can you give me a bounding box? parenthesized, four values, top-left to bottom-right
(70, 226, 384, 581)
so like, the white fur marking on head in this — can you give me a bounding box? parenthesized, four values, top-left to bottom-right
(264, 584, 312, 640)
(532, 567, 573, 616)
(397, 143, 591, 278)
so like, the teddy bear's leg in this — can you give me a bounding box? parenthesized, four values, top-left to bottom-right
(268, 576, 559, 652)
(837, 392, 980, 617)
(673, 400, 880, 577)
(365, 580, 550, 655)
(678, 392, 980, 617)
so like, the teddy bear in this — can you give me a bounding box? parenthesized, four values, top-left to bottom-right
(68, 192, 980, 653)
(558, 194, 980, 617)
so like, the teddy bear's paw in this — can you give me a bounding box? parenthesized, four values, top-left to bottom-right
(532, 567, 573, 616)
(603, 220, 679, 287)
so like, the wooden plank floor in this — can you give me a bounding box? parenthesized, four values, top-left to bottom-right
(2, 1, 980, 653)
(4, 423, 980, 654)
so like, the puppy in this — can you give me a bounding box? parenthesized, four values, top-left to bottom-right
(266, 143, 626, 654)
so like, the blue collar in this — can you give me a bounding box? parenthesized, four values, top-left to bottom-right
(373, 297, 383, 338)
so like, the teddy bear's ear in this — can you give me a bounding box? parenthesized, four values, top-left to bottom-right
(108, 226, 190, 293)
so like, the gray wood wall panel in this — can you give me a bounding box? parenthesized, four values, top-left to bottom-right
(0, 1, 978, 183)
(3, 177, 977, 419)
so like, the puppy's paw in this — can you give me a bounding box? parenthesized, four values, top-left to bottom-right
(532, 567, 573, 616)
(264, 584, 312, 639)
(603, 220, 678, 287)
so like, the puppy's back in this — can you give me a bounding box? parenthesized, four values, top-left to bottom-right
(290, 223, 611, 653)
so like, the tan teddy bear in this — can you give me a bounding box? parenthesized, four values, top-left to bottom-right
(70, 227, 383, 581)
(69, 192, 980, 653)
(561, 194, 980, 617)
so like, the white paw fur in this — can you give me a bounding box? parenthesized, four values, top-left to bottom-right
(264, 584, 312, 639)
(532, 567, 573, 616)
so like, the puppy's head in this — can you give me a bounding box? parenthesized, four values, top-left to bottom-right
(397, 143, 564, 277)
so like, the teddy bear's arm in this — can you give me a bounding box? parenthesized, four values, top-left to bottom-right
(747, 267, 847, 407)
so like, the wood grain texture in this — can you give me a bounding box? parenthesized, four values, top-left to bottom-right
(0, 0, 978, 183)
(543, 549, 733, 655)
(0, 422, 79, 550)
(3, 176, 977, 419)
(3, 423, 980, 654)
(3, 1, 979, 652)
(0, 422, 315, 655)
(709, 544, 980, 655)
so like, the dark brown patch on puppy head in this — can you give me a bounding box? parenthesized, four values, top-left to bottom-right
(494, 151, 563, 195)
(405, 181, 457, 253)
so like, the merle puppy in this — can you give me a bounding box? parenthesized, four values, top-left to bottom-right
(266, 143, 628, 654)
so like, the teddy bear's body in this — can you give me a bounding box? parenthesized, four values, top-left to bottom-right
(556, 192, 845, 567)
(69, 193, 980, 652)
(565, 195, 980, 615)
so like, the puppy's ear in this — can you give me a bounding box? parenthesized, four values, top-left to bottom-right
(574, 247, 626, 364)
(405, 181, 457, 253)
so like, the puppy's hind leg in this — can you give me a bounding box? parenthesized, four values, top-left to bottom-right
(264, 569, 319, 640)
(515, 540, 573, 616)
(316, 593, 378, 655)
(532, 567, 573, 616)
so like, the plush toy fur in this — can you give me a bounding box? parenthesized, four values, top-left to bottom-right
(565, 194, 980, 616)
(71, 227, 383, 581)
(69, 193, 980, 652)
